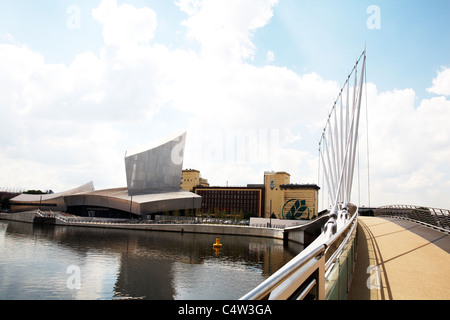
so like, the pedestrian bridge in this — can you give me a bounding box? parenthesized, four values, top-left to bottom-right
(242, 51, 450, 300)
(241, 206, 450, 300)
(349, 214, 450, 300)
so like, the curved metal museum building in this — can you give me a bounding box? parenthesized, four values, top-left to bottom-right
(10, 132, 202, 219)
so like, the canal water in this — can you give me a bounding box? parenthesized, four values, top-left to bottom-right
(0, 220, 302, 300)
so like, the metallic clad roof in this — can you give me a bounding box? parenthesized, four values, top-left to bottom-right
(125, 132, 186, 195)
(10, 181, 95, 203)
(9, 131, 201, 216)
(65, 187, 201, 215)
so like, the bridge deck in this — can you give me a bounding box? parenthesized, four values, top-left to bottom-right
(348, 216, 450, 300)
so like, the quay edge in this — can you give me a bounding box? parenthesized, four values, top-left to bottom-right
(0, 211, 285, 240)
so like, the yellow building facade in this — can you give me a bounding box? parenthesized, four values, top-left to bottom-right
(264, 171, 290, 218)
(183, 169, 320, 220)
(181, 169, 210, 192)
(264, 171, 319, 220)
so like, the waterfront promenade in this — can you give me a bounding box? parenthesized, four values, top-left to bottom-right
(0, 210, 285, 240)
(348, 216, 450, 300)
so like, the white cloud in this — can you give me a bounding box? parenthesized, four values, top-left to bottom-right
(361, 81, 450, 208)
(177, 0, 278, 62)
(0, 44, 45, 118)
(175, 0, 203, 16)
(92, 0, 157, 47)
(266, 50, 275, 63)
(427, 67, 450, 96)
(0, 33, 14, 42)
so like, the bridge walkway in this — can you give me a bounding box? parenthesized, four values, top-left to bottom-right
(348, 216, 450, 300)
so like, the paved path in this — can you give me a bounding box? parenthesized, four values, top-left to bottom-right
(348, 216, 450, 300)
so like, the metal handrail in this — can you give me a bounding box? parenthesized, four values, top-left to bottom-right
(376, 205, 450, 233)
(324, 214, 358, 271)
(240, 209, 358, 300)
(283, 213, 331, 232)
(240, 242, 326, 300)
(297, 279, 317, 300)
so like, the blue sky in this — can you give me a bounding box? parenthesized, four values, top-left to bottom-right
(1, 0, 449, 209)
(2, 0, 448, 99)
(265, 1, 450, 97)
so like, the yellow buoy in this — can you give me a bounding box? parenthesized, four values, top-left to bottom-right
(213, 236, 223, 249)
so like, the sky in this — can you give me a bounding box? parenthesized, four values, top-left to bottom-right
(0, 0, 449, 210)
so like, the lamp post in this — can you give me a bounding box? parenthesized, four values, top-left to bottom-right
(269, 179, 274, 228)
(129, 195, 133, 219)
(269, 200, 272, 228)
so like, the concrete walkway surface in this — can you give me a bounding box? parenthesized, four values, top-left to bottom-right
(348, 216, 450, 300)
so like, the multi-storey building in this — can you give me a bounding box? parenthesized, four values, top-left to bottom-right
(193, 186, 265, 218)
(186, 170, 320, 220)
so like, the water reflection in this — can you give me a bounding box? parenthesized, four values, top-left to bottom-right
(0, 221, 302, 300)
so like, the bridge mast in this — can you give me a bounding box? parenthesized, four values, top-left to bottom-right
(319, 50, 366, 213)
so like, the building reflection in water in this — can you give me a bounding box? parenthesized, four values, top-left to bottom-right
(0, 221, 302, 300)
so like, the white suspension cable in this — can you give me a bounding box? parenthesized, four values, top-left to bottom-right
(318, 50, 366, 210)
(365, 59, 371, 207)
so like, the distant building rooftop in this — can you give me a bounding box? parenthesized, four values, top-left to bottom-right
(280, 184, 320, 190)
(10, 131, 201, 219)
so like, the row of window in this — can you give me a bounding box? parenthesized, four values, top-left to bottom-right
(196, 190, 260, 199)
(196, 189, 262, 215)
(11, 202, 57, 207)
(199, 203, 260, 215)
(196, 189, 263, 215)
(201, 200, 259, 209)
